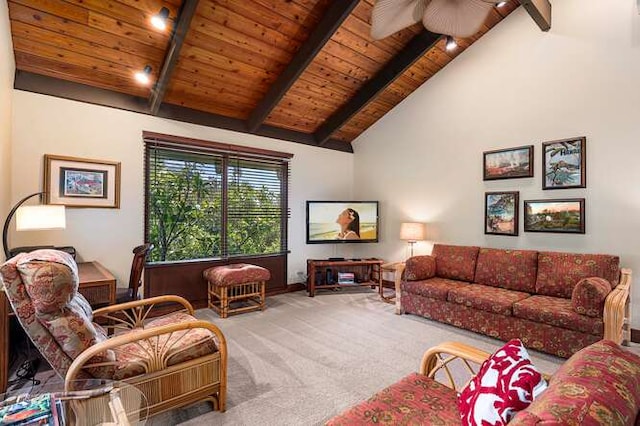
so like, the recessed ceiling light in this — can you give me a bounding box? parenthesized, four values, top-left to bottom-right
(496, 1, 507, 7)
(445, 36, 457, 52)
(135, 65, 152, 85)
(151, 7, 170, 31)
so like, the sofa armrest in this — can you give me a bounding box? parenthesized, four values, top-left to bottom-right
(604, 268, 631, 344)
(419, 341, 491, 391)
(92, 295, 195, 331)
(65, 320, 227, 389)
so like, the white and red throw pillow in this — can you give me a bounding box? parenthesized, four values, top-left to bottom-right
(457, 339, 547, 426)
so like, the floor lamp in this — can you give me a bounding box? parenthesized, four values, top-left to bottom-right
(400, 222, 426, 258)
(2, 192, 66, 259)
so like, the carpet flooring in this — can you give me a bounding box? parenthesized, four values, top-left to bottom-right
(150, 288, 565, 426)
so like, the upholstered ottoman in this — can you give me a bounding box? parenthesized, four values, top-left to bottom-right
(203, 264, 270, 318)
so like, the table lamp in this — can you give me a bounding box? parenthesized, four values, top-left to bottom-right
(2, 192, 66, 259)
(400, 222, 426, 258)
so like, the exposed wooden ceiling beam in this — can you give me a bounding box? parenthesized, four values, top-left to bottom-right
(15, 71, 352, 153)
(149, 0, 199, 115)
(518, 0, 551, 31)
(246, 0, 360, 133)
(315, 30, 442, 146)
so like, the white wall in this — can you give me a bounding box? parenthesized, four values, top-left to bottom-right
(11, 91, 354, 286)
(353, 0, 640, 327)
(0, 1, 14, 262)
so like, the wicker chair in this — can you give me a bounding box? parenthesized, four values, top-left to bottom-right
(0, 250, 227, 417)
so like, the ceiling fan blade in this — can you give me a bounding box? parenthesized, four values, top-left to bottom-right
(371, 0, 430, 40)
(422, 0, 493, 38)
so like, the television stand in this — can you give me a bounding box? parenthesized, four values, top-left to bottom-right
(306, 258, 384, 297)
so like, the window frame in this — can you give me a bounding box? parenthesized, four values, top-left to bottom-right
(143, 131, 292, 265)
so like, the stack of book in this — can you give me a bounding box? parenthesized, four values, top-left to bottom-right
(0, 393, 65, 426)
(337, 272, 355, 285)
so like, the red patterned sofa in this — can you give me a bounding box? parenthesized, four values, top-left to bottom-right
(327, 340, 640, 425)
(398, 244, 631, 357)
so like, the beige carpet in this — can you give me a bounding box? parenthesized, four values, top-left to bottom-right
(150, 288, 564, 426)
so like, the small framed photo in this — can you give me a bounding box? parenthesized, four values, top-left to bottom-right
(542, 137, 586, 189)
(485, 191, 519, 236)
(524, 199, 585, 234)
(44, 155, 121, 208)
(483, 145, 534, 180)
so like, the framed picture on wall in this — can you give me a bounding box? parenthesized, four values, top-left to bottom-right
(524, 199, 585, 234)
(483, 146, 534, 180)
(485, 191, 519, 236)
(44, 155, 121, 208)
(542, 137, 586, 189)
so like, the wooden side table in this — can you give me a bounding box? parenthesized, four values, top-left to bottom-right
(380, 262, 406, 314)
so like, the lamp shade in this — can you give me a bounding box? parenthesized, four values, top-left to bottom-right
(400, 222, 426, 242)
(16, 205, 66, 231)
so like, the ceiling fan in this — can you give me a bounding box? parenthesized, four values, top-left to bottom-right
(371, 0, 505, 40)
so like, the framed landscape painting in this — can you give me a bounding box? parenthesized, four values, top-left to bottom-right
(44, 155, 121, 208)
(485, 192, 519, 236)
(524, 199, 585, 234)
(483, 145, 534, 180)
(542, 137, 586, 189)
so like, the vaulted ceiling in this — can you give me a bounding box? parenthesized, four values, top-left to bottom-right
(8, 0, 520, 152)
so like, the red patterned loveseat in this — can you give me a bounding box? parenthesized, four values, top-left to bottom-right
(399, 244, 631, 357)
(327, 340, 640, 425)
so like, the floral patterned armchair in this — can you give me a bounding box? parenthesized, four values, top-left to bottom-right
(0, 249, 227, 417)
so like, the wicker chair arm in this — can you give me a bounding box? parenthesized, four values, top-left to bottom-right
(419, 342, 491, 391)
(65, 320, 227, 390)
(92, 295, 195, 317)
(604, 268, 631, 343)
(420, 342, 490, 376)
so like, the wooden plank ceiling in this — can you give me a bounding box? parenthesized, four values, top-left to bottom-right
(8, 0, 519, 150)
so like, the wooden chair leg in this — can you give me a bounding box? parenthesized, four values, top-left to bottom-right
(220, 286, 228, 319)
(260, 281, 266, 311)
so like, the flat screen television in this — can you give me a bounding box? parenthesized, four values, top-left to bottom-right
(306, 201, 379, 244)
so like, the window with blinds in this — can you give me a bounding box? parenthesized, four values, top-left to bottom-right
(144, 134, 291, 263)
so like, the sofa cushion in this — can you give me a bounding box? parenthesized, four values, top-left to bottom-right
(402, 277, 468, 301)
(404, 255, 436, 281)
(203, 263, 271, 286)
(535, 251, 620, 299)
(458, 339, 547, 426)
(510, 340, 640, 425)
(513, 295, 604, 336)
(15, 252, 117, 378)
(572, 277, 612, 317)
(432, 244, 480, 282)
(112, 311, 218, 380)
(0, 252, 75, 377)
(17, 254, 79, 314)
(447, 284, 530, 316)
(474, 248, 538, 293)
(326, 372, 461, 426)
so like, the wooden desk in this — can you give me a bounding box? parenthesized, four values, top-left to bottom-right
(0, 261, 116, 393)
(76, 261, 117, 307)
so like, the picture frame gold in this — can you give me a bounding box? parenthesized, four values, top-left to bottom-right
(44, 154, 121, 208)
